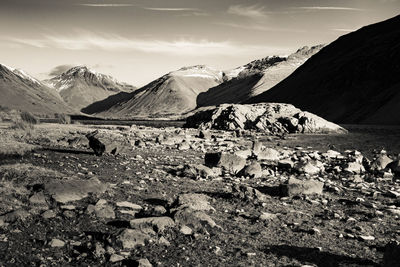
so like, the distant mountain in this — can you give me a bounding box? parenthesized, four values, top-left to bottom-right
(0, 64, 74, 115)
(44, 66, 136, 110)
(83, 65, 224, 118)
(196, 45, 324, 107)
(247, 15, 400, 125)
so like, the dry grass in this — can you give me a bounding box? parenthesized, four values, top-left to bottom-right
(20, 111, 39, 125)
(56, 113, 71, 124)
(0, 140, 38, 159)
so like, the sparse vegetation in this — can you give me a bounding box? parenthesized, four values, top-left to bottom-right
(56, 113, 71, 124)
(20, 111, 39, 125)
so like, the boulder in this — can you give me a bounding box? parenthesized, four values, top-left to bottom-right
(295, 160, 324, 175)
(371, 154, 393, 171)
(256, 148, 280, 161)
(117, 229, 151, 249)
(45, 177, 107, 204)
(281, 177, 324, 196)
(175, 193, 214, 212)
(86, 130, 105, 156)
(205, 152, 246, 174)
(238, 161, 262, 178)
(387, 160, 400, 175)
(184, 103, 347, 135)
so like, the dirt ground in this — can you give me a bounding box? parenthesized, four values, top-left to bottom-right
(0, 122, 399, 266)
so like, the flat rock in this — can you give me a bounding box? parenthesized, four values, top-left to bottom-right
(116, 201, 142, 211)
(45, 177, 107, 204)
(257, 148, 280, 161)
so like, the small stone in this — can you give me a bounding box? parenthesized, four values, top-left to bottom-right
(259, 212, 277, 221)
(116, 201, 142, 210)
(180, 225, 193, 235)
(137, 258, 152, 267)
(109, 254, 125, 263)
(49, 238, 65, 248)
(359, 235, 375, 241)
(29, 192, 47, 205)
(42, 210, 57, 219)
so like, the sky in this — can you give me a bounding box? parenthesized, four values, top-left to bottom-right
(0, 0, 399, 86)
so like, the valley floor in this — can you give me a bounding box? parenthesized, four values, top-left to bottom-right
(0, 122, 399, 266)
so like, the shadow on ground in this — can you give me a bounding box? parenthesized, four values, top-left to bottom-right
(264, 245, 379, 267)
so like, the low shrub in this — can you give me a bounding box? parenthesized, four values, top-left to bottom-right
(20, 111, 39, 125)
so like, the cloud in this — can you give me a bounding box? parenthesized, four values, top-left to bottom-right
(143, 7, 199, 11)
(227, 4, 267, 18)
(294, 6, 364, 11)
(4, 33, 286, 57)
(78, 4, 135, 7)
(216, 22, 306, 33)
(48, 64, 75, 76)
(331, 28, 358, 32)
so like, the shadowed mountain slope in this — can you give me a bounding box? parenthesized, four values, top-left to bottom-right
(247, 15, 400, 125)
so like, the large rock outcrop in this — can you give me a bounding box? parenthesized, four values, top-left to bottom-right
(184, 103, 347, 135)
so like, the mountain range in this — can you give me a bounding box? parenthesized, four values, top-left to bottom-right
(44, 66, 136, 110)
(82, 65, 225, 118)
(82, 46, 321, 118)
(196, 45, 324, 107)
(247, 15, 400, 125)
(0, 64, 74, 115)
(1, 15, 398, 124)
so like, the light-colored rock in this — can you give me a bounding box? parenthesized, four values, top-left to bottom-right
(345, 161, 365, 174)
(116, 201, 142, 211)
(49, 238, 65, 248)
(45, 177, 107, 203)
(282, 177, 324, 196)
(238, 161, 262, 178)
(257, 148, 280, 161)
(176, 193, 214, 211)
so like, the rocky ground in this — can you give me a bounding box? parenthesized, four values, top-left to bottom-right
(0, 122, 400, 266)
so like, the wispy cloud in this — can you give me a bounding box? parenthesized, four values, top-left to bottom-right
(3, 33, 285, 56)
(227, 4, 267, 18)
(78, 3, 135, 7)
(294, 6, 364, 11)
(216, 22, 305, 33)
(143, 7, 199, 11)
(332, 28, 357, 32)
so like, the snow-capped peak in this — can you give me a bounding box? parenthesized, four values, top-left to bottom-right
(0, 63, 41, 85)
